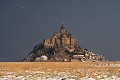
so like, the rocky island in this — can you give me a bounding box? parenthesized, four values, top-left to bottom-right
(23, 23, 106, 62)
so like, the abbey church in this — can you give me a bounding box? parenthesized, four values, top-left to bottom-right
(43, 24, 78, 49)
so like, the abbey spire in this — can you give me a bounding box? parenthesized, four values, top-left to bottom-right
(60, 15, 66, 34)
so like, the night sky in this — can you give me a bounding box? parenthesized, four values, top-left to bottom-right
(0, 0, 120, 61)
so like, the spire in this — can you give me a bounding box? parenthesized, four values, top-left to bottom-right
(60, 15, 65, 29)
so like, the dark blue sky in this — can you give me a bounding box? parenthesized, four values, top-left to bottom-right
(0, 0, 120, 61)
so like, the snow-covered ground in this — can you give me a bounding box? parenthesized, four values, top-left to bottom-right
(0, 62, 120, 80)
(0, 74, 120, 80)
(0, 70, 120, 80)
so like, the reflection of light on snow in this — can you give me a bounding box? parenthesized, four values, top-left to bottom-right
(1, 75, 120, 80)
(0, 72, 120, 80)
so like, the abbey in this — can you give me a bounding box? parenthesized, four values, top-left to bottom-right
(43, 24, 78, 49)
(23, 23, 106, 62)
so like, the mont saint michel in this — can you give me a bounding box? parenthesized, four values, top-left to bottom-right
(23, 23, 106, 62)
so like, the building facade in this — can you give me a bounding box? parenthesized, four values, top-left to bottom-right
(43, 24, 78, 49)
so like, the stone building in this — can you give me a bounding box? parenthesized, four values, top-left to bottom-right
(43, 24, 78, 49)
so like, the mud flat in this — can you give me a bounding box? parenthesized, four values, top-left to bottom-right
(0, 62, 120, 80)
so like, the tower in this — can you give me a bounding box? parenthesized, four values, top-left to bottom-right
(60, 15, 66, 34)
(60, 24, 66, 34)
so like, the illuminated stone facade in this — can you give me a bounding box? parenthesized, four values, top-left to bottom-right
(43, 24, 78, 49)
